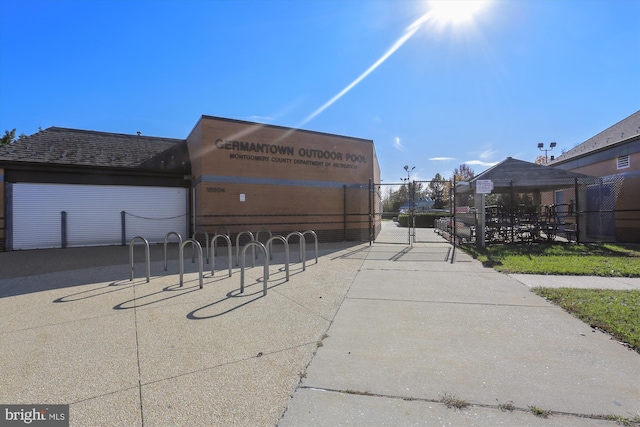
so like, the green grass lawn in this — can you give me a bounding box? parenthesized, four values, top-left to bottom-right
(532, 287, 640, 352)
(462, 243, 640, 276)
(461, 242, 640, 353)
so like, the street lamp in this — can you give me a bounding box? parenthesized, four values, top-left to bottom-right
(401, 165, 416, 211)
(538, 142, 557, 164)
(403, 165, 415, 179)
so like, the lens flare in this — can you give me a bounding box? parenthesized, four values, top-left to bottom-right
(292, 2, 487, 132)
(429, 0, 488, 24)
(261, 1, 488, 144)
(295, 25, 421, 131)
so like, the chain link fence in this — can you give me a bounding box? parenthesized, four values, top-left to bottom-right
(439, 171, 640, 246)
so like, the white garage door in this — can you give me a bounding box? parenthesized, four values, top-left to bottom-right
(12, 183, 188, 250)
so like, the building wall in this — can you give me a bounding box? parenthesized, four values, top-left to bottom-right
(0, 168, 5, 251)
(552, 142, 640, 243)
(567, 151, 640, 177)
(614, 173, 640, 243)
(187, 116, 378, 242)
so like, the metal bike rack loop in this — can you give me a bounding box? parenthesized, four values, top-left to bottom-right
(164, 231, 183, 271)
(235, 231, 255, 266)
(265, 235, 289, 281)
(255, 228, 272, 259)
(286, 231, 306, 271)
(213, 227, 230, 256)
(129, 236, 150, 283)
(302, 230, 318, 264)
(192, 229, 210, 264)
(180, 239, 204, 289)
(211, 233, 233, 277)
(240, 241, 269, 296)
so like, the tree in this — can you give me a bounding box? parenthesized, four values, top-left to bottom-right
(451, 163, 475, 207)
(452, 163, 475, 182)
(427, 173, 447, 209)
(1, 129, 16, 146)
(412, 181, 424, 199)
(0, 129, 26, 146)
(534, 154, 547, 165)
(382, 186, 393, 212)
(382, 181, 430, 213)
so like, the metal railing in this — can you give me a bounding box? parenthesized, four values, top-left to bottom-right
(192, 229, 210, 264)
(265, 235, 289, 282)
(235, 231, 255, 266)
(256, 228, 273, 259)
(129, 236, 150, 283)
(302, 230, 318, 264)
(240, 241, 269, 296)
(164, 232, 183, 271)
(180, 239, 204, 289)
(286, 231, 306, 271)
(213, 227, 230, 256)
(211, 233, 233, 277)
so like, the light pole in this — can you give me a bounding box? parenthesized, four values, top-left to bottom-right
(538, 142, 557, 164)
(401, 165, 415, 210)
(401, 165, 416, 245)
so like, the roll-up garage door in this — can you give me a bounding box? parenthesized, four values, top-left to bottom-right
(12, 183, 188, 250)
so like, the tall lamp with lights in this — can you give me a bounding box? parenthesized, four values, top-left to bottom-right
(538, 142, 557, 164)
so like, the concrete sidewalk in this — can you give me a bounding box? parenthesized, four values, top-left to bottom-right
(279, 243, 640, 426)
(1, 239, 638, 426)
(509, 273, 640, 290)
(0, 242, 365, 426)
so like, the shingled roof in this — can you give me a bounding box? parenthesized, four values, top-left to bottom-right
(550, 110, 640, 164)
(458, 157, 594, 193)
(0, 127, 190, 173)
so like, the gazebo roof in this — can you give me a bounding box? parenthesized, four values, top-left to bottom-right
(456, 157, 595, 193)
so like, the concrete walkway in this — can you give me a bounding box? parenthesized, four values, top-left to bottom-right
(0, 242, 365, 426)
(279, 240, 640, 426)
(509, 273, 640, 290)
(1, 235, 638, 426)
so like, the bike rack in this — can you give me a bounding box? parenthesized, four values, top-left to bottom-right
(286, 231, 306, 271)
(129, 236, 150, 283)
(265, 235, 289, 281)
(164, 232, 183, 271)
(211, 233, 233, 277)
(235, 231, 255, 266)
(255, 228, 272, 259)
(213, 227, 230, 256)
(180, 239, 204, 289)
(240, 241, 269, 296)
(192, 229, 210, 264)
(302, 230, 318, 264)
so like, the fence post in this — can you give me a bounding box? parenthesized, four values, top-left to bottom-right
(575, 177, 580, 244)
(343, 185, 347, 241)
(61, 211, 67, 248)
(121, 211, 126, 246)
(509, 180, 515, 242)
(451, 177, 456, 263)
(369, 178, 373, 245)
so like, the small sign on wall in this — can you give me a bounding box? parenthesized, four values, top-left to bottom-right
(476, 180, 493, 194)
(240, 194, 246, 202)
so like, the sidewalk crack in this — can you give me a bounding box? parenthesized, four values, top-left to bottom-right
(133, 284, 145, 427)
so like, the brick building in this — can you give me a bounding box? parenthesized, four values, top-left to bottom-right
(549, 110, 640, 242)
(0, 116, 379, 251)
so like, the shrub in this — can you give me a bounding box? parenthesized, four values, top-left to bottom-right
(397, 212, 445, 228)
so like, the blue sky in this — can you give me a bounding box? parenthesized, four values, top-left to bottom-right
(1, 0, 639, 184)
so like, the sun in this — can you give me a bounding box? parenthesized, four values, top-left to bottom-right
(428, 0, 488, 24)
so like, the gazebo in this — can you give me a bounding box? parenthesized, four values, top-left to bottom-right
(454, 157, 597, 247)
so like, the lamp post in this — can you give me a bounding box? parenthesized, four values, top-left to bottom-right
(401, 165, 415, 210)
(538, 142, 557, 164)
(401, 166, 415, 245)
